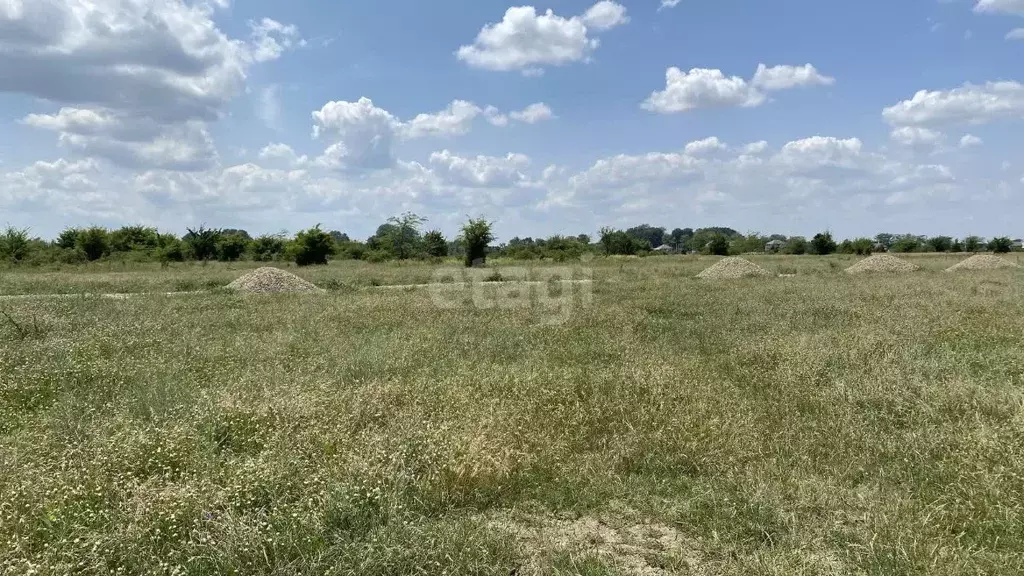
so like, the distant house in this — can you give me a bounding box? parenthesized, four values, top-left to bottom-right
(1014, 239, 1023, 250)
(653, 244, 675, 254)
(873, 242, 888, 253)
(764, 239, 785, 253)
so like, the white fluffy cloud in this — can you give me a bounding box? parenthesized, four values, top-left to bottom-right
(959, 134, 984, 148)
(429, 150, 531, 188)
(751, 64, 835, 91)
(400, 101, 484, 139)
(642, 68, 765, 113)
(509, 103, 555, 124)
(882, 81, 1024, 127)
(889, 126, 945, 147)
(581, 1, 630, 31)
(456, 2, 627, 73)
(659, 0, 682, 9)
(2, 0, 303, 171)
(642, 63, 832, 113)
(259, 143, 309, 167)
(684, 137, 728, 155)
(1007, 28, 1024, 40)
(975, 0, 1024, 16)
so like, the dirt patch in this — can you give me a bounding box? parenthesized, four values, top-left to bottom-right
(946, 254, 1020, 272)
(845, 254, 919, 274)
(486, 510, 700, 575)
(697, 257, 771, 280)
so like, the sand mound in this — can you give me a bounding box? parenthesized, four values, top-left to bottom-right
(227, 267, 322, 293)
(845, 254, 919, 274)
(946, 254, 1020, 272)
(697, 257, 771, 279)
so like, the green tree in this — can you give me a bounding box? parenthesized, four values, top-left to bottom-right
(423, 230, 448, 257)
(251, 235, 286, 261)
(0, 227, 31, 262)
(216, 233, 250, 262)
(951, 239, 964, 253)
(384, 212, 426, 260)
(109, 226, 159, 253)
(927, 236, 953, 253)
(184, 226, 221, 261)
(290, 225, 335, 266)
(784, 237, 808, 255)
(989, 237, 1013, 254)
(874, 233, 895, 251)
(705, 234, 730, 256)
(76, 227, 110, 261)
(964, 236, 984, 253)
(850, 238, 874, 256)
(890, 235, 923, 253)
(810, 232, 837, 255)
(460, 217, 495, 267)
(625, 224, 666, 248)
(56, 228, 79, 249)
(599, 227, 649, 255)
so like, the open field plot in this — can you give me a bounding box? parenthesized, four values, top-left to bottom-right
(2, 257, 1024, 575)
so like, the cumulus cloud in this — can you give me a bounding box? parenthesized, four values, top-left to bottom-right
(751, 64, 835, 91)
(248, 18, 305, 63)
(400, 100, 483, 139)
(882, 81, 1024, 127)
(974, 0, 1024, 16)
(642, 68, 765, 113)
(642, 63, 832, 113)
(684, 137, 728, 155)
(429, 150, 531, 188)
(456, 2, 627, 74)
(258, 143, 309, 167)
(484, 106, 510, 127)
(509, 103, 555, 124)
(889, 126, 945, 147)
(959, 134, 984, 148)
(3, 0, 301, 170)
(312, 98, 399, 170)
(581, 1, 630, 31)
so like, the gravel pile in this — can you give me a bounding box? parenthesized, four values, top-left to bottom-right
(946, 254, 1020, 272)
(227, 267, 322, 293)
(845, 254, 919, 274)
(697, 257, 772, 279)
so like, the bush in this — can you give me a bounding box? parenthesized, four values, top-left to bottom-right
(76, 226, 110, 261)
(989, 237, 1013, 254)
(964, 236, 984, 253)
(461, 217, 495, 267)
(56, 228, 79, 249)
(784, 237, 808, 255)
(251, 235, 286, 261)
(216, 234, 250, 262)
(423, 230, 448, 257)
(810, 232, 837, 255)
(705, 234, 730, 256)
(290, 225, 335, 266)
(0, 227, 31, 263)
(184, 226, 221, 261)
(850, 238, 874, 256)
(364, 250, 390, 263)
(158, 239, 186, 263)
(599, 228, 649, 256)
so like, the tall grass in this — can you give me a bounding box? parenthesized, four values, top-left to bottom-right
(1, 258, 1023, 574)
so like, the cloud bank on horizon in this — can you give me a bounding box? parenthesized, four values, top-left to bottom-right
(1, 0, 1022, 239)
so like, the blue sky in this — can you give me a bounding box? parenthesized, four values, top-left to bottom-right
(1, 0, 1023, 241)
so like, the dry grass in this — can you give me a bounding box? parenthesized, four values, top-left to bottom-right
(696, 257, 772, 279)
(1, 256, 1024, 574)
(946, 254, 1021, 272)
(845, 254, 920, 274)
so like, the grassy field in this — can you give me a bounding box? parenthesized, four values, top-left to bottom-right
(2, 254, 1023, 575)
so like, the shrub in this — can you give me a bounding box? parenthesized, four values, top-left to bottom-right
(784, 237, 807, 255)
(423, 230, 448, 257)
(76, 226, 110, 261)
(460, 217, 495, 267)
(251, 235, 286, 262)
(705, 234, 730, 256)
(183, 226, 221, 261)
(599, 227, 649, 256)
(810, 232, 837, 255)
(989, 237, 1013, 254)
(56, 228, 79, 249)
(0, 227, 31, 263)
(290, 225, 335, 266)
(157, 239, 186, 263)
(850, 238, 874, 256)
(927, 236, 953, 253)
(216, 233, 250, 262)
(109, 226, 159, 253)
(364, 250, 390, 263)
(964, 236, 984, 253)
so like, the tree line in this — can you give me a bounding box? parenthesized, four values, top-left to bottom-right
(0, 217, 1018, 267)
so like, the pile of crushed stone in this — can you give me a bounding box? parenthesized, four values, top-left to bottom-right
(697, 257, 772, 280)
(946, 254, 1020, 272)
(226, 267, 322, 293)
(845, 254, 920, 274)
